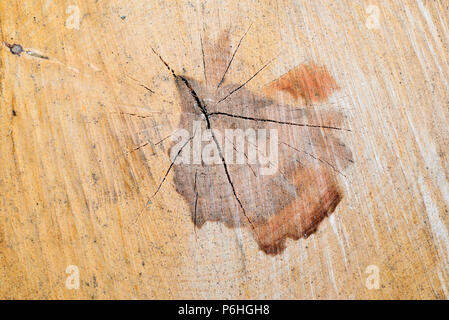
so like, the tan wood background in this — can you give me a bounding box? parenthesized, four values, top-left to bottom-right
(0, 0, 448, 299)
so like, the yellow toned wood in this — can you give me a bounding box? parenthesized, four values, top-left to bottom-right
(0, 0, 448, 299)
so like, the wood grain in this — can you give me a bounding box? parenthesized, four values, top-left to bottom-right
(0, 0, 448, 299)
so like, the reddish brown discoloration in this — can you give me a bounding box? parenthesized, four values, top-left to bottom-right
(254, 167, 342, 254)
(160, 31, 352, 255)
(266, 63, 339, 103)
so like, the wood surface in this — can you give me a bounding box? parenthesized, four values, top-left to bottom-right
(0, 0, 448, 299)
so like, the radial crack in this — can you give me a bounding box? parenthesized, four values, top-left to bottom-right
(208, 111, 352, 132)
(152, 134, 194, 198)
(127, 76, 156, 94)
(281, 141, 346, 178)
(217, 23, 252, 89)
(210, 131, 256, 232)
(151, 46, 257, 232)
(193, 170, 199, 239)
(223, 136, 257, 177)
(216, 57, 275, 104)
(200, 35, 208, 86)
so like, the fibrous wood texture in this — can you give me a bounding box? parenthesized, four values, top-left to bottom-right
(0, 0, 448, 299)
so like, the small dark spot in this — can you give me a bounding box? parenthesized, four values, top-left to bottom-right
(121, 15, 126, 20)
(12, 110, 17, 116)
(8, 44, 24, 56)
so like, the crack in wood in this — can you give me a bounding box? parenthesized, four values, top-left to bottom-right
(146, 30, 353, 254)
